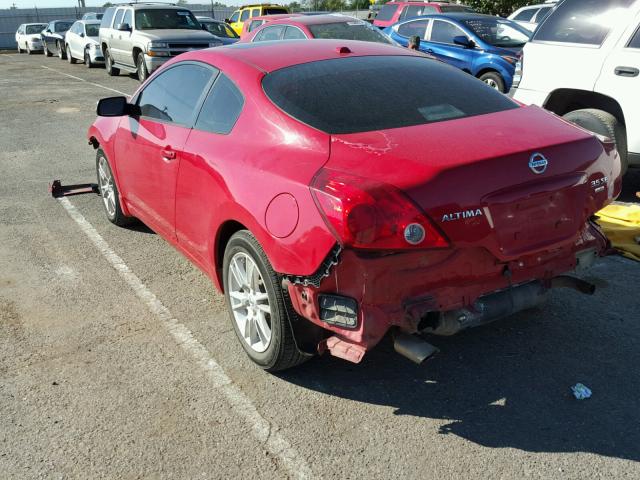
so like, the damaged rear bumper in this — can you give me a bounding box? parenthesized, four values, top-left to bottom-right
(286, 221, 609, 364)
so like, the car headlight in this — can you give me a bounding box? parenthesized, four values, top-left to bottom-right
(500, 55, 519, 65)
(148, 41, 168, 49)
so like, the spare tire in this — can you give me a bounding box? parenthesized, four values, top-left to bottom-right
(563, 108, 628, 175)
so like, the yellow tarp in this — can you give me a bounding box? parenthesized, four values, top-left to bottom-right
(597, 203, 640, 262)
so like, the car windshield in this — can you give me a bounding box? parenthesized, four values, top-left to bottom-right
(55, 22, 73, 32)
(26, 25, 46, 34)
(462, 18, 531, 47)
(86, 24, 100, 36)
(205, 22, 238, 38)
(309, 21, 392, 44)
(135, 9, 201, 30)
(263, 55, 518, 134)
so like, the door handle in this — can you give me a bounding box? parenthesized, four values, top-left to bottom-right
(615, 66, 639, 77)
(161, 148, 176, 161)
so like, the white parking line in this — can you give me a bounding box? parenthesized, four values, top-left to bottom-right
(57, 197, 312, 480)
(41, 65, 128, 96)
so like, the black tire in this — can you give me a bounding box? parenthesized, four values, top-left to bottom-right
(84, 50, 93, 68)
(223, 230, 309, 372)
(17, 43, 22, 54)
(27, 43, 32, 55)
(105, 48, 119, 76)
(57, 41, 65, 59)
(136, 52, 148, 83)
(478, 71, 505, 93)
(563, 108, 628, 175)
(95, 149, 134, 227)
(66, 45, 76, 64)
(43, 41, 52, 57)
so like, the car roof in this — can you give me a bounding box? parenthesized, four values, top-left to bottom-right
(262, 14, 366, 26)
(24, 22, 47, 26)
(121, 3, 193, 9)
(249, 13, 302, 21)
(385, 1, 461, 5)
(182, 39, 416, 73)
(77, 20, 101, 25)
(418, 12, 501, 21)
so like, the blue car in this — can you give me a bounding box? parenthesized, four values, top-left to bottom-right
(383, 13, 531, 93)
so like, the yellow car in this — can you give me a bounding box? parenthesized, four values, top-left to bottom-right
(226, 4, 289, 35)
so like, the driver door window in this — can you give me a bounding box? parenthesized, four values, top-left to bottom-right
(397, 20, 429, 39)
(254, 25, 285, 42)
(430, 20, 466, 44)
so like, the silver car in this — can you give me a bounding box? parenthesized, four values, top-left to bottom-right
(99, 4, 220, 82)
(15, 23, 47, 54)
(65, 20, 105, 68)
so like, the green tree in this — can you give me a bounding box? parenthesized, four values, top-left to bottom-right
(289, 1, 302, 12)
(176, 0, 188, 5)
(102, 2, 114, 7)
(464, 0, 531, 17)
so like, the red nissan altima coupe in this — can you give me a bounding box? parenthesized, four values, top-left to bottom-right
(88, 40, 621, 371)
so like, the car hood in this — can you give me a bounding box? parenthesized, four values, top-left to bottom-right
(485, 44, 524, 57)
(86, 36, 100, 45)
(325, 106, 620, 260)
(137, 29, 214, 41)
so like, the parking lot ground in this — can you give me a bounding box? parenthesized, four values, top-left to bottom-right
(1, 52, 640, 479)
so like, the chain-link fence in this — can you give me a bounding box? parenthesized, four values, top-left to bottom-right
(0, 4, 235, 49)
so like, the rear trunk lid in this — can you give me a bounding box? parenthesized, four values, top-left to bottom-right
(326, 106, 619, 260)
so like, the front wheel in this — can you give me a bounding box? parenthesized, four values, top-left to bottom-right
(136, 53, 148, 82)
(105, 49, 119, 76)
(223, 230, 309, 371)
(479, 71, 505, 93)
(563, 109, 628, 175)
(17, 43, 22, 54)
(43, 41, 52, 57)
(66, 45, 76, 64)
(96, 149, 134, 227)
(26, 43, 32, 55)
(84, 50, 93, 68)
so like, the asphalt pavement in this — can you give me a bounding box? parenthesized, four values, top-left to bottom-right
(1, 52, 639, 479)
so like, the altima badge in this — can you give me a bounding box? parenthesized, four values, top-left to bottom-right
(529, 153, 548, 174)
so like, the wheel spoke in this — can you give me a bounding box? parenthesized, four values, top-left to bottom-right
(229, 259, 245, 288)
(256, 303, 271, 315)
(253, 292, 268, 303)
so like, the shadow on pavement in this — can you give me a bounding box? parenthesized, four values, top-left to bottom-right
(280, 288, 640, 462)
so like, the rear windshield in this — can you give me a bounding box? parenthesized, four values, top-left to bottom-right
(26, 25, 46, 34)
(533, 0, 634, 46)
(135, 9, 200, 30)
(263, 55, 518, 134)
(375, 4, 397, 21)
(264, 8, 288, 14)
(309, 21, 392, 44)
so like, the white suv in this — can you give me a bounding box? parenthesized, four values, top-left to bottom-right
(512, 0, 640, 174)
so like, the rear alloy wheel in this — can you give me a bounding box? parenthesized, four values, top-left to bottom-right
(223, 230, 309, 371)
(105, 49, 119, 76)
(563, 109, 628, 176)
(96, 149, 134, 227)
(67, 45, 76, 64)
(57, 41, 65, 59)
(84, 50, 93, 68)
(479, 71, 505, 93)
(43, 41, 52, 57)
(136, 52, 148, 83)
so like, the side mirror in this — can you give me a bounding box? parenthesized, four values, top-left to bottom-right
(224, 18, 230, 24)
(97, 96, 139, 117)
(117, 23, 131, 32)
(79, 32, 85, 38)
(453, 35, 474, 48)
(201, 24, 208, 30)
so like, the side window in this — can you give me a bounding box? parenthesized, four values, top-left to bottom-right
(283, 26, 307, 40)
(229, 11, 240, 23)
(137, 64, 214, 126)
(254, 25, 285, 42)
(195, 74, 244, 135)
(513, 8, 537, 22)
(534, 7, 552, 22)
(240, 10, 251, 22)
(399, 5, 436, 21)
(629, 25, 640, 48)
(430, 20, 466, 44)
(534, 0, 635, 46)
(251, 8, 260, 17)
(122, 9, 133, 28)
(397, 20, 429, 38)
(113, 8, 125, 28)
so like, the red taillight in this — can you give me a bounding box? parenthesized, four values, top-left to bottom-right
(310, 168, 449, 250)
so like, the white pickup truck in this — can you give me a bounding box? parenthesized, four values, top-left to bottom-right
(512, 0, 640, 175)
